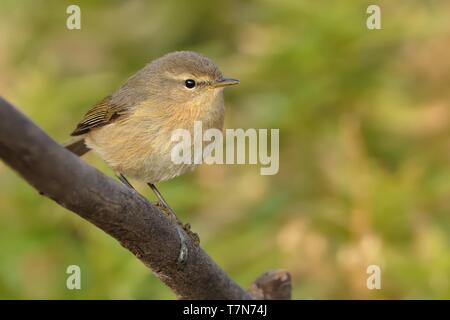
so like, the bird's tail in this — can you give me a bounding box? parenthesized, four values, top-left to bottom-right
(63, 135, 90, 156)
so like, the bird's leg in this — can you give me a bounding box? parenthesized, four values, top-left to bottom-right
(148, 183, 200, 245)
(148, 183, 174, 213)
(117, 176, 192, 265)
(117, 173, 136, 190)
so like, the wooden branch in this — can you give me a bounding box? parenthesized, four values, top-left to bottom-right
(248, 270, 292, 300)
(0, 97, 291, 300)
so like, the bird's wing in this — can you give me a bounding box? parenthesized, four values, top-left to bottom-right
(71, 95, 130, 136)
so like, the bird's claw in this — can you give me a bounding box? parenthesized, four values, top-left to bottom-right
(183, 223, 200, 245)
(154, 202, 200, 245)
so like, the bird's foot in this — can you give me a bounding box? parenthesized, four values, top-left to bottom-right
(155, 201, 200, 245)
(155, 201, 166, 210)
(182, 223, 200, 245)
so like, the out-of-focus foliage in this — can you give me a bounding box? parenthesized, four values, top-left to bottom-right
(0, 0, 449, 299)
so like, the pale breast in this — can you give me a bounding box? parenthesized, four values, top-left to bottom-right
(85, 91, 225, 183)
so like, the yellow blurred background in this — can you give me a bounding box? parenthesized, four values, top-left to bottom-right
(0, 0, 449, 299)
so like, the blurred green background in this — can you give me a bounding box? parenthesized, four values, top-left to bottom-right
(1, 0, 449, 299)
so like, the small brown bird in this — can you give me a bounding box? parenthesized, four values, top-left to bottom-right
(64, 51, 238, 242)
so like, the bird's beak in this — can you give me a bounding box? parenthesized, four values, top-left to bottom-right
(213, 77, 240, 88)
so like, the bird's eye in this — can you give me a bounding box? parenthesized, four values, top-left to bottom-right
(185, 79, 196, 89)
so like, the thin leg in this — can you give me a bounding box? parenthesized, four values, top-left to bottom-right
(148, 183, 174, 214)
(117, 173, 135, 190)
(116, 176, 192, 266)
(147, 183, 200, 245)
(148, 182, 196, 265)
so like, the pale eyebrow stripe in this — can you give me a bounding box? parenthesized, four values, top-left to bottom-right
(164, 71, 210, 82)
